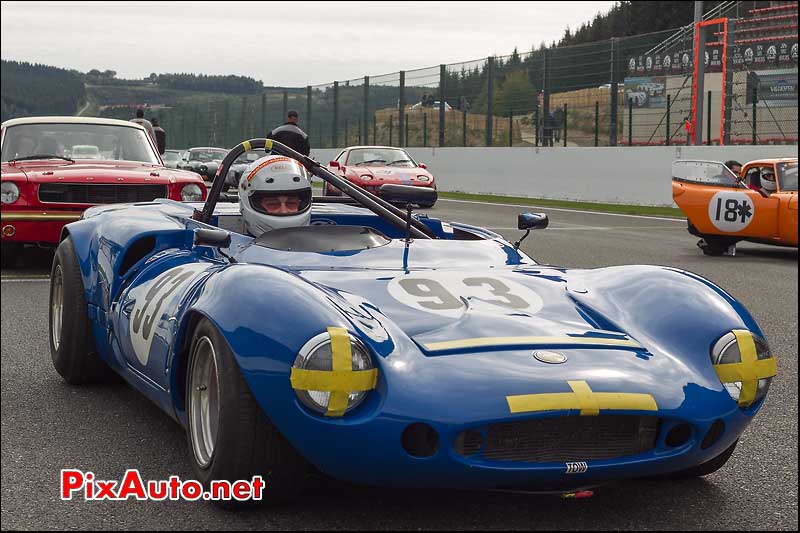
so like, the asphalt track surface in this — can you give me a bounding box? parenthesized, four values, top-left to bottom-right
(1, 198, 797, 530)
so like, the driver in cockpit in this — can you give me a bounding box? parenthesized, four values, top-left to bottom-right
(238, 155, 313, 236)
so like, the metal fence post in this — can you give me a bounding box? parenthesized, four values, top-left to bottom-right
(534, 104, 539, 146)
(706, 90, 712, 145)
(223, 99, 229, 147)
(333, 81, 339, 147)
(542, 49, 550, 147)
(609, 37, 618, 146)
(439, 64, 446, 147)
(486, 57, 495, 146)
(389, 115, 393, 145)
(508, 110, 513, 147)
(751, 85, 757, 145)
(563, 103, 568, 147)
(306, 86, 312, 140)
(261, 93, 267, 136)
(363, 76, 370, 145)
(666, 94, 671, 146)
(405, 118, 409, 147)
(282, 90, 288, 121)
(462, 109, 467, 146)
(594, 101, 599, 147)
(373, 114, 377, 145)
(399, 71, 405, 147)
(423, 113, 428, 147)
(628, 98, 633, 145)
(240, 96, 247, 142)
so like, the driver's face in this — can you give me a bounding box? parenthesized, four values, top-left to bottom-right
(731, 164, 742, 174)
(260, 194, 301, 215)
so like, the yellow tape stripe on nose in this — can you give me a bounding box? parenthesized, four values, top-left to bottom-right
(506, 380, 658, 416)
(713, 330, 777, 407)
(241, 140, 252, 152)
(289, 368, 378, 392)
(422, 336, 644, 352)
(264, 139, 273, 150)
(326, 327, 353, 417)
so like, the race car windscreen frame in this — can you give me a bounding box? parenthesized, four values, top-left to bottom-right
(193, 138, 436, 240)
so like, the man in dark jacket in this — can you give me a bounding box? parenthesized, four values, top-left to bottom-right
(267, 110, 310, 155)
(151, 117, 166, 155)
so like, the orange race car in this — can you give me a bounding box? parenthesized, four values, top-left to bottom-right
(672, 158, 798, 256)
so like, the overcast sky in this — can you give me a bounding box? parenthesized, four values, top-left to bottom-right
(1, 1, 615, 87)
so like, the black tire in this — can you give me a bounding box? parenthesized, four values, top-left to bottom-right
(657, 439, 738, 479)
(49, 237, 118, 384)
(697, 236, 737, 256)
(186, 318, 308, 507)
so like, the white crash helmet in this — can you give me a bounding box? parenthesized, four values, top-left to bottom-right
(238, 155, 312, 236)
(761, 168, 777, 192)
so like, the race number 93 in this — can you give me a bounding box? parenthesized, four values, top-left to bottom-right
(387, 272, 544, 318)
(708, 191, 755, 233)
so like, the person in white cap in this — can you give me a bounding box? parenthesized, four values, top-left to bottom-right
(238, 154, 312, 236)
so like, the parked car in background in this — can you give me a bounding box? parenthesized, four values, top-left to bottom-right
(224, 148, 267, 188)
(411, 100, 453, 111)
(1, 116, 206, 267)
(162, 149, 183, 169)
(324, 146, 437, 208)
(178, 147, 227, 180)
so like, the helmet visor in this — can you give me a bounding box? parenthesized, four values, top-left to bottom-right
(251, 188, 312, 216)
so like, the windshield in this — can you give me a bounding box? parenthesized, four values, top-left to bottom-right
(672, 160, 739, 187)
(189, 149, 227, 162)
(777, 161, 798, 191)
(1, 122, 160, 164)
(162, 151, 181, 162)
(346, 148, 415, 167)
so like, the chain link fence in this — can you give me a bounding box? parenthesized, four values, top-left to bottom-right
(105, 9, 796, 151)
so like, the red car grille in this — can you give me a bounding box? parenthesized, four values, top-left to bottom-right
(38, 183, 169, 205)
(454, 415, 660, 463)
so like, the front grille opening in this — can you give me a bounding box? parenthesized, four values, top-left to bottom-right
(39, 183, 168, 204)
(454, 429, 484, 457)
(701, 420, 725, 450)
(462, 416, 660, 463)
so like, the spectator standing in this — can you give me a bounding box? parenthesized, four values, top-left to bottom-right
(130, 108, 156, 143)
(151, 117, 166, 155)
(267, 110, 310, 156)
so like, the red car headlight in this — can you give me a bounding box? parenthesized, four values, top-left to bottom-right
(1, 182, 20, 204)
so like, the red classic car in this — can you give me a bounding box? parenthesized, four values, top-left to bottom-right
(323, 146, 437, 207)
(1, 116, 207, 265)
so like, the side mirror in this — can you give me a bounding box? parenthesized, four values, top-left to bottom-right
(193, 228, 231, 248)
(518, 212, 549, 231)
(329, 161, 339, 168)
(418, 163, 427, 169)
(379, 184, 438, 206)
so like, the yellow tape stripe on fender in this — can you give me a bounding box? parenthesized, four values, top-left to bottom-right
(241, 140, 252, 152)
(713, 330, 777, 407)
(506, 380, 658, 416)
(423, 336, 644, 352)
(264, 139, 273, 150)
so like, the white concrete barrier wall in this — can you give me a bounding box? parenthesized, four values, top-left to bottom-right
(310, 145, 799, 207)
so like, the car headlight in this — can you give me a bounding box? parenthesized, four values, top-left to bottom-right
(291, 328, 378, 417)
(711, 330, 776, 408)
(359, 175, 374, 181)
(1, 182, 20, 204)
(180, 183, 203, 202)
(416, 175, 431, 182)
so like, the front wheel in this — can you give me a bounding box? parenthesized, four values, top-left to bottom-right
(186, 318, 308, 507)
(49, 237, 118, 384)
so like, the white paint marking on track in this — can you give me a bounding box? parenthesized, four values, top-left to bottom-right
(1, 277, 50, 283)
(490, 226, 611, 231)
(438, 198, 685, 222)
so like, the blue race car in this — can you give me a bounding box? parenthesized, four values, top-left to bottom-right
(49, 139, 777, 505)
